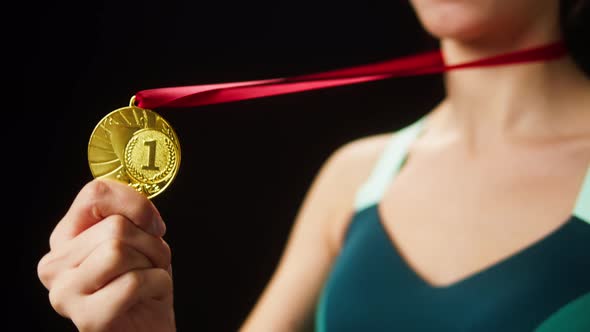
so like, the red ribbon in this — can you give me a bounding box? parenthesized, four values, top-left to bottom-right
(135, 41, 567, 110)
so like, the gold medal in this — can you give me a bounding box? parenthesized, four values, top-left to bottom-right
(87, 97, 181, 199)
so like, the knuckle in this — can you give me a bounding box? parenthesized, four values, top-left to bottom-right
(102, 239, 129, 266)
(158, 268, 174, 292)
(38, 250, 69, 289)
(79, 181, 112, 221)
(37, 253, 53, 287)
(48, 289, 66, 316)
(106, 215, 133, 239)
(121, 271, 144, 296)
(82, 180, 111, 200)
(48, 276, 73, 317)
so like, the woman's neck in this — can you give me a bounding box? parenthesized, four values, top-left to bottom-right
(434, 23, 590, 147)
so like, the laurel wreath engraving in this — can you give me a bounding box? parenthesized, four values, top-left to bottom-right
(124, 135, 177, 185)
(162, 122, 177, 146)
(129, 182, 161, 195)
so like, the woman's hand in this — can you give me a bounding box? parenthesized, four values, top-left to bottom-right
(37, 179, 175, 332)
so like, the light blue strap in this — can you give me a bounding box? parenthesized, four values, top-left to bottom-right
(354, 118, 426, 212)
(573, 166, 590, 223)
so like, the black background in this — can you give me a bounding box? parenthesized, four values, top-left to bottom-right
(13, 1, 586, 331)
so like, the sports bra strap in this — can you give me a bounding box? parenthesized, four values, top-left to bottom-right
(354, 117, 426, 212)
(353, 118, 590, 222)
(573, 167, 590, 223)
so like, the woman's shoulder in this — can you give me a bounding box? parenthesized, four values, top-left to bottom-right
(238, 131, 399, 331)
(334, 133, 395, 163)
(311, 131, 397, 251)
(320, 132, 396, 190)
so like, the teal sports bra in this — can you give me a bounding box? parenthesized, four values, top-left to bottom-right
(315, 118, 590, 332)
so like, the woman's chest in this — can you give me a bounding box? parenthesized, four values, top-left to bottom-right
(378, 143, 590, 287)
(318, 205, 590, 332)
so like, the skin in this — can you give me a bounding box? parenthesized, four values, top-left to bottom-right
(38, 1, 590, 331)
(37, 180, 175, 332)
(242, 0, 590, 330)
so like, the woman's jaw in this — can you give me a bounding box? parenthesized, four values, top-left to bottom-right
(409, 0, 562, 59)
(410, 0, 590, 145)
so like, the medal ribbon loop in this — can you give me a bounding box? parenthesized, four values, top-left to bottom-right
(135, 41, 568, 110)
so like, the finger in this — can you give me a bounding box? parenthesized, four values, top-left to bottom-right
(50, 179, 165, 249)
(47, 245, 150, 319)
(47, 264, 171, 330)
(48, 269, 81, 319)
(38, 215, 171, 289)
(90, 268, 173, 321)
(76, 240, 152, 293)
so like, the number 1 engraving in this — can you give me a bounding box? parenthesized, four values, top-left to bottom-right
(142, 140, 160, 171)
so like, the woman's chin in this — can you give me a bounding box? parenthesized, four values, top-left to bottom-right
(421, 20, 488, 43)
(411, 1, 494, 42)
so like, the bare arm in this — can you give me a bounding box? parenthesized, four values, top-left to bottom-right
(239, 134, 391, 332)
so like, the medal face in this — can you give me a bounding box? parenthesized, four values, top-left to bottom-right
(88, 105, 180, 199)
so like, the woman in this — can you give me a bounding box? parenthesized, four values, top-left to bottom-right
(37, 0, 589, 331)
